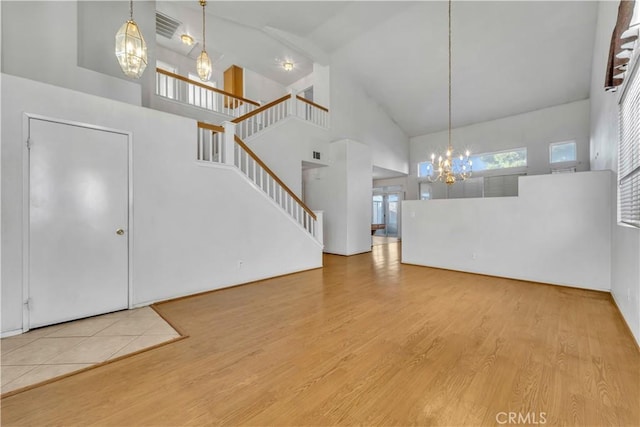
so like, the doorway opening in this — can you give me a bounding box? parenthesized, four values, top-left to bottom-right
(372, 187, 403, 246)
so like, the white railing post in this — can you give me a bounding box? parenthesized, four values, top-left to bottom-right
(288, 89, 296, 118)
(313, 211, 323, 245)
(222, 121, 236, 166)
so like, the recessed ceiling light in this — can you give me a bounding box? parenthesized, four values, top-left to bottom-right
(282, 62, 294, 71)
(180, 34, 194, 46)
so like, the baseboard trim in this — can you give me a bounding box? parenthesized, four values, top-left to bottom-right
(0, 329, 24, 339)
(610, 291, 640, 351)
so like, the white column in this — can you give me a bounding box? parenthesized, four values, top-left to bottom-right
(222, 121, 236, 165)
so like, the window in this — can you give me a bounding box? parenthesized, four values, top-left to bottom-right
(417, 147, 526, 179)
(419, 182, 431, 200)
(470, 148, 527, 172)
(550, 140, 577, 164)
(619, 55, 640, 227)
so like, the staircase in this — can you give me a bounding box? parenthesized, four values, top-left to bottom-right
(197, 122, 321, 239)
(156, 69, 330, 241)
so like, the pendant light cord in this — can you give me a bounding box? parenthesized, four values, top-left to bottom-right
(129, 0, 133, 20)
(448, 0, 452, 152)
(201, 0, 207, 51)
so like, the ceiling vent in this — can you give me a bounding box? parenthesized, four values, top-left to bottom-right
(156, 11, 181, 39)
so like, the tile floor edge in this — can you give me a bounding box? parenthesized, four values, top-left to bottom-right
(0, 334, 188, 400)
(150, 304, 189, 338)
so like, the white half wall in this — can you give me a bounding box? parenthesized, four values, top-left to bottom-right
(589, 1, 640, 345)
(1, 74, 322, 334)
(402, 171, 612, 292)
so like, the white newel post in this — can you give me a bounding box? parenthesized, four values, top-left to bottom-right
(288, 89, 297, 118)
(313, 210, 324, 245)
(222, 121, 236, 166)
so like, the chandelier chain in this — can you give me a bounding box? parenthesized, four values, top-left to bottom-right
(448, 0, 452, 152)
(129, 0, 133, 20)
(201, 0, 207, 50)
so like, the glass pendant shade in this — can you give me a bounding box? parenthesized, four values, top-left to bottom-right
(197, 50, 212, 81)
(115, 20, 147, 79)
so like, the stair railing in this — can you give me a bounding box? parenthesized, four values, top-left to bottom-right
(231, 94, 291, 140)
(294, 96, 329, 128)
(197, 122, 318, 238)
(156, 68, 260, 118)
(231, 92, 330, 139)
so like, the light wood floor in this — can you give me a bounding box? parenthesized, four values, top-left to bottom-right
(1, 243, 638, 426)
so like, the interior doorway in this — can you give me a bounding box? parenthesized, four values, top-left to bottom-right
(372, 188, 403, 244)
(25, 116, 131, 330)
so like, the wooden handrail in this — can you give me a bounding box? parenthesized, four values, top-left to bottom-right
(231, 94, 292, 124)
(198, 122, 225, 133)
(156, 68, 260, 107)
(296, 95, 329, 112)
(234, 135, 317, 221)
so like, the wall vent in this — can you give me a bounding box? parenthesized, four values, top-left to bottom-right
(156, 11, 181, 39)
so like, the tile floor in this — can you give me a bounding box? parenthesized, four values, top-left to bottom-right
(1, 307, 180, 395)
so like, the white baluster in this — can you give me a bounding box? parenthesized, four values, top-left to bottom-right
(252, 158, 256, 182)
(209, 132, 215, 162)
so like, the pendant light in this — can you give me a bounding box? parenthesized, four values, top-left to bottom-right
(428, 0, 472, 185)
(115, 0, 148, 79)
(196, 0, 213, 81)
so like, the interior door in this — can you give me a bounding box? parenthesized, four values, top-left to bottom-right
(28, 118, 129, 329)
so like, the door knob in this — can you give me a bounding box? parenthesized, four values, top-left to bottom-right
(116, 229, 125, 235)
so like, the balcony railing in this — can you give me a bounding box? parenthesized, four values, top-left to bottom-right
(156, 68, 260, 118)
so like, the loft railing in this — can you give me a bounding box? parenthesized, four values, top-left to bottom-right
(232, 93, 330, 139)
(156, 68, 260, 118)
(197, 122, 319, 239)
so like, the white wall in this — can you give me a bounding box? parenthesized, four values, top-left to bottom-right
(589, 1, 640, 345)
(1, 1, 143, 106)
(304, 139, 372, 256)
(408, 100, 591, 200)
(402, 171, 612, 292)
(244, 68, 288, 104)
(329, 66, 409, 176)
(346, 141, 374, 254)
(245, 117, 330, 198)
(156, 45, 224, 88)
(1, 74, 322, 335)
(287, 63, 330, 109)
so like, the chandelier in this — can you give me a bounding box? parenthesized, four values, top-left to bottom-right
(196, 0, 213, 81)
(428, 0, 472, 185)
(115, 0, 147, 79)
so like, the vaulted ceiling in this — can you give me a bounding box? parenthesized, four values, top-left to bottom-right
(157, 1, 599, 138)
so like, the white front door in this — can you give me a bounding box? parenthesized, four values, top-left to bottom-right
(28, 118, 129, 329)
